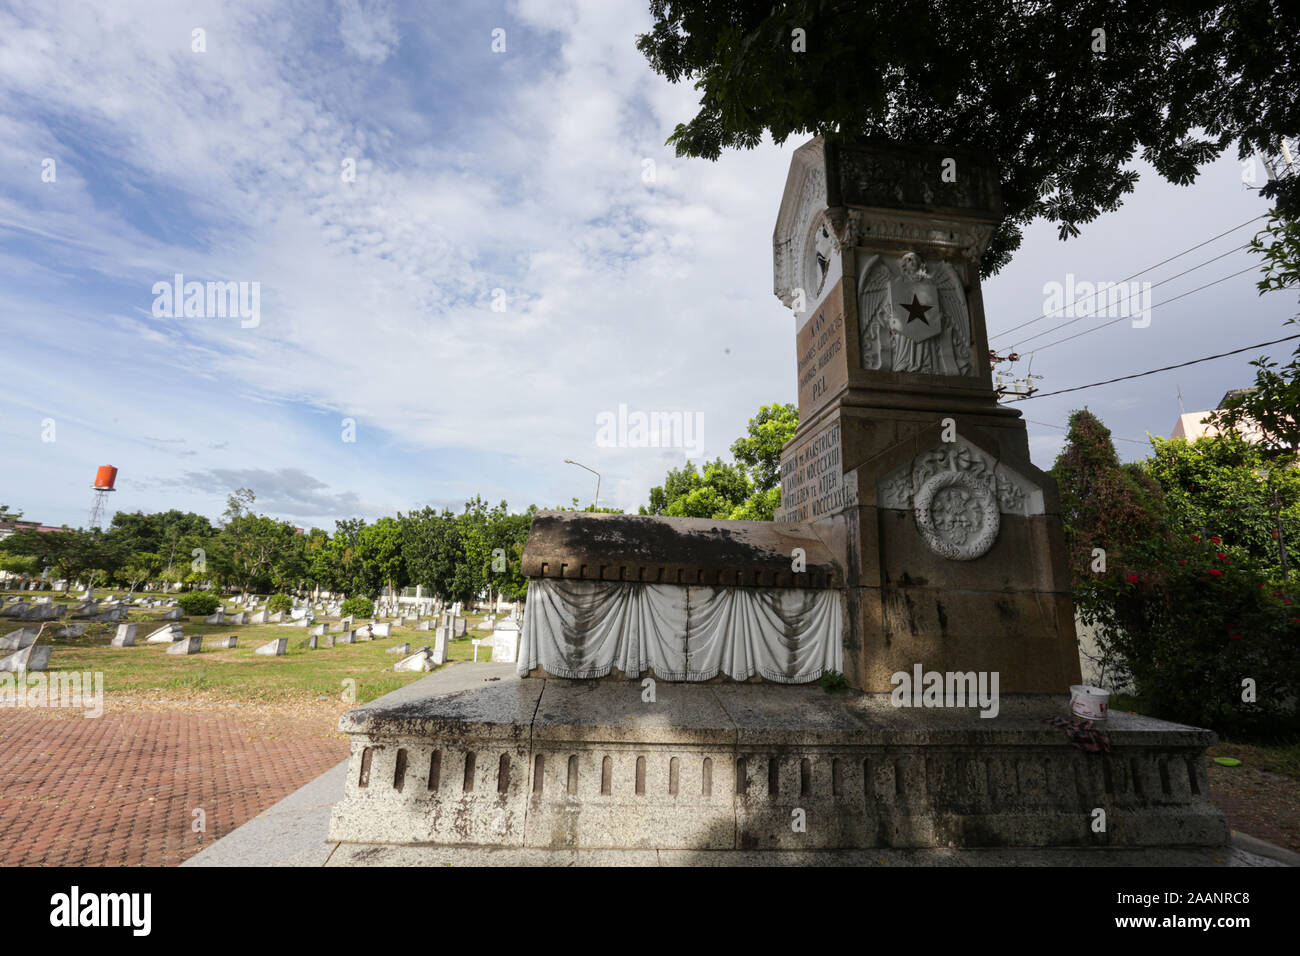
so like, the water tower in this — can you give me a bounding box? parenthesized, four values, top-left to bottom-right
(88, 465, 117, 530)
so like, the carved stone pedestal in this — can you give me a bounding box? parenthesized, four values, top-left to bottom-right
(327, 681, 1228, 851)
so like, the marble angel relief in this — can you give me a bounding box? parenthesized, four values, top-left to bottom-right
(857, 252, 974, 376)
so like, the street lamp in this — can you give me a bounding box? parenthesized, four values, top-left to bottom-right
(563, 458, 601, 511)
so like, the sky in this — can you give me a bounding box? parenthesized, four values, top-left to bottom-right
(0, 0, 1293, 531)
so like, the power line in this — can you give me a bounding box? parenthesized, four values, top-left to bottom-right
(1006, 333, 1300, 402)
(1023, 418, 1150, 445)
(1006, 242, 1251, 351)
(1024, 264, 1259, 354)
(989, 214, 1267, 342)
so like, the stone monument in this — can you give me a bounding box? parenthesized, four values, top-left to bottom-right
(327, 138, 1227, 858)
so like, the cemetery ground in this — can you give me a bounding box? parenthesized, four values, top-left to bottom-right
(0, 590, 500, 865)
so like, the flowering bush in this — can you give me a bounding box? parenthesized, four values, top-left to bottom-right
(1078, 532, 1300, 737)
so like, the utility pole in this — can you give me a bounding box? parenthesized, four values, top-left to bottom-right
(1273, 483, 1290, 581)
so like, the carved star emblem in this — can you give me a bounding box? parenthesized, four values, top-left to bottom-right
(902, 294, 933, 325)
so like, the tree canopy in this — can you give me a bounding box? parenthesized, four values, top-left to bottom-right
(637, 0, 1299, 276)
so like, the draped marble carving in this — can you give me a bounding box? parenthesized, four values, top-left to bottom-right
(518, 578, 842, 683)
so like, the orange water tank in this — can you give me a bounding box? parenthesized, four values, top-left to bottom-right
(93, 465, 118, 490)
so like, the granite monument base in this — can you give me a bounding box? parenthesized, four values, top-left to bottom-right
(327, 681, 1227, 851)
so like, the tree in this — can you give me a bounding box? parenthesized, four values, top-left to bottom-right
(401, 507, 463, 603)
(111, 509, 214, 557)
(643, 458, 753, 518)
(301, 528, 333, 594)
(1211, 212, 1300, 457)
(118, 551, 163, 598)
(1050, 409, 1167, 585)
(355, 517, 407, 598)
(637, 1, 1300, 277)
(730, 403, 798, 493)
(1143, 433, 1300, 575)
(0, 528, 124, 592)
(211, 491, 301, 596)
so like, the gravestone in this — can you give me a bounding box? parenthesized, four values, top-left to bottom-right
(145, 624, 183, 643)
(393, 646, 433, 672)
(205, 610, 225, 625)
(250, 611, 267, 624)
(452, 617, 466, 638)
(415, 619, 432, 631)
(371, 622, 392, 638)
(301, 636, 318, 650)
(339, 615, 354, 630)
(166, 636, 202, 655)
(207, 636, 238, 649)
(0, 627, 40, 651)
(229, 611, 249, 625)
(335, 630, 355, 645)
(490, 618, 520, 665)
(160, 608, 183, 621)
(267, 611, 285, 623)
(430, 625, 450, 665)
(111, 623, 138, 647)
(53, 623, 85, 638)
(309, 623, 329, 637)
(21, 602, 61, 621)
(355, 624, 372, 641)
(386, 643, 411, 656)
(255, 638, 288, 657)
(0, 642, 50, 673)
(327, 138, 1228, 857)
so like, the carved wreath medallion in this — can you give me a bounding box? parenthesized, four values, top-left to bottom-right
(912, 471, 1000, 561)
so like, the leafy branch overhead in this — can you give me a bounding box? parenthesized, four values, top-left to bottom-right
(637, 0, 1300, 276)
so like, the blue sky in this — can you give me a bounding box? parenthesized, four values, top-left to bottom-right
(1, 0, 1293, 531)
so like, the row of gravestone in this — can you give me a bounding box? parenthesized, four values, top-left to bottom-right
(103, 622, 289, 657)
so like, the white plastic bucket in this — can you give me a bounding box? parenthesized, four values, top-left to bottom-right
(1070, 684, 1110, 724)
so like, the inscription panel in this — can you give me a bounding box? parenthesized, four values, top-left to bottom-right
(776, 420, 849, 523)
(795, 284, 849, 420)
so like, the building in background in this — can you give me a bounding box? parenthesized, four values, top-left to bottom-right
(1169, 388, 1263, 442)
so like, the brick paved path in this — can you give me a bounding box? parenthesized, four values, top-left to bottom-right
(0, 705, 348, 866)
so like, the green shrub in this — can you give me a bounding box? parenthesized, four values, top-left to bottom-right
(176, 592, 220, 616)
(341, 596, 374, 619)
(267, 593, 293, 615)
(1079, 532, 1300, 738)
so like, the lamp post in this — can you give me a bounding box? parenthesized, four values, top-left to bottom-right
(563, 458, 601, 511)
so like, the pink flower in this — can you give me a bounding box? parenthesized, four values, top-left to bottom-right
(1126, 574, 1139, 584)
(1210, 536, 1222, 544)
(1208, 568, 1224, 578)
(1217, 552, 1228, 561)
(1191, 534, 1201, 542)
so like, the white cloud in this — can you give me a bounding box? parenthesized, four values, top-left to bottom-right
(337, 0, 399, 63)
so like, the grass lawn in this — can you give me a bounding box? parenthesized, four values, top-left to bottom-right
(1, 590, 501, 706)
